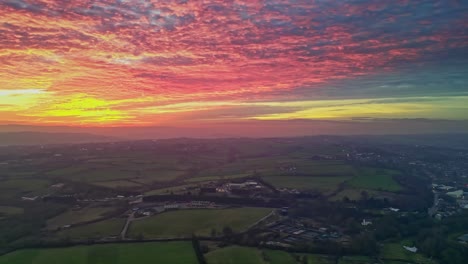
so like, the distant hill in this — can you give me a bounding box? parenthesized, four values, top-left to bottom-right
(337, 134, 468, 150)
(0, 132, 117, 146)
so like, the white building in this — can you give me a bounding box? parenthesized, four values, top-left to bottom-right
(447, 190, 463, 199)
(403, 246, 418, 253)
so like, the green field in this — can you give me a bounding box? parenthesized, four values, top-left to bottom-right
(128, 207, 271, 238)
(273, 160, 354, 176)
(0, 179, 50, 199)
(186, 173, 250, 183)
(338, 255, 373, 264)
(199, 159, 354, 179)
(381, 243, 436, 264)
(204, 248, 355, 264)
(71, 168, 135, 182)
(263, 176, 350, 191)
(0, 242, 198, 264)
(47, 161, 186, 185)
(144, 183, 200, 195)
(348, 168, 401, 192)
(135, 169, 184, 183)
(296, 254, 335, 264)
(205, 246, 267, 264)
(91, 180, 142, 188)
(47, 166, 88, 177)
(47, 205, 121, 230)
(263, 249, 297, 264)
(0, 205, 24, 218)
(55, 218, 125, 240)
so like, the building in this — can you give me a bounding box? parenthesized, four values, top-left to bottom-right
(200, 186, 217, 193)
(447, 190, 463, 199)
(21, 196, 38, 201)
(403, 246, 418, 253)
(458, 234, 468, 243)
(227, 183, 245, 189)
(164, 203, 179, 209)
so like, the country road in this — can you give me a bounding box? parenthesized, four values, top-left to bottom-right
(120, 212, 135, 240)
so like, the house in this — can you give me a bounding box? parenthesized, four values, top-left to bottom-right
(245, 181, 258, 186)
(191, 200, 211, 207)
(458, 234, 468, 243)
(227, 183, 245, 189)
(142, 211, 152, 216)
(21, 196, 38, 201)
(361, 219, 372, 226)
(164, 203, 179, 209)
(447, 190, 463, 198)
(403, 246, 418, 253)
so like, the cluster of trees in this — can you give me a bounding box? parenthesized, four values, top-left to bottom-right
(144, 194, 290, 207)
(191, 237, 207, 264)
(289, 200, 375, 226)
(373, 212, 468, 264)
(0, 202, 67, 254)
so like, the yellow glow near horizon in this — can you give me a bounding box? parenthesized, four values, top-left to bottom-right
(251, 96, 468, 120)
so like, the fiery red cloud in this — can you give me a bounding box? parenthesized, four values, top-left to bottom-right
(0, 0, 467, 126)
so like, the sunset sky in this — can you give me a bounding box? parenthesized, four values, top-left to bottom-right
(0, 0, 467, 129)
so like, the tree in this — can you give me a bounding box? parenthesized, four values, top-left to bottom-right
(191, 237, 207, 264)
(441, 248, 463, 264)
(360, 191, 369, 201)
(222, 226, 233, 237)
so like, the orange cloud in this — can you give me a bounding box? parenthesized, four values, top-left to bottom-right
(0, 0, 467, 126)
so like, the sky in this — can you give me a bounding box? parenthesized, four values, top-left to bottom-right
(0, 0, 467, 132)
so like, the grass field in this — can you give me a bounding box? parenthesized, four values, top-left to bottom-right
(71, 168, 136, 182)
(205, 246, 267, 264)
(47, 166, 88, 177)
(0, 179, 50, 199)
(205, 247, 337, 264)
(348, 168, 401, 192)
(144, 183, 200, 195)
(55, 218, 125, 240)
(381, 243, 436, 264)
(263, 176, 350, 191)
(48, 161, 186, 185)
(91, 180, 142, 188)
(278, 160, 354, 176)
(128, 207, 271, 238)
(263, 249, 296, 264)
(135, 169, 184, 183)
(295, 254, 335, 264)
(329, 188, 378, 201)
(47, 205, 120, 230)
(0, 205, 24, 218)
(338, 256, 373, 263)
(0, 242, 198, 264)
(185, 173, 250, 183)
(200, 159, 354, 179)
